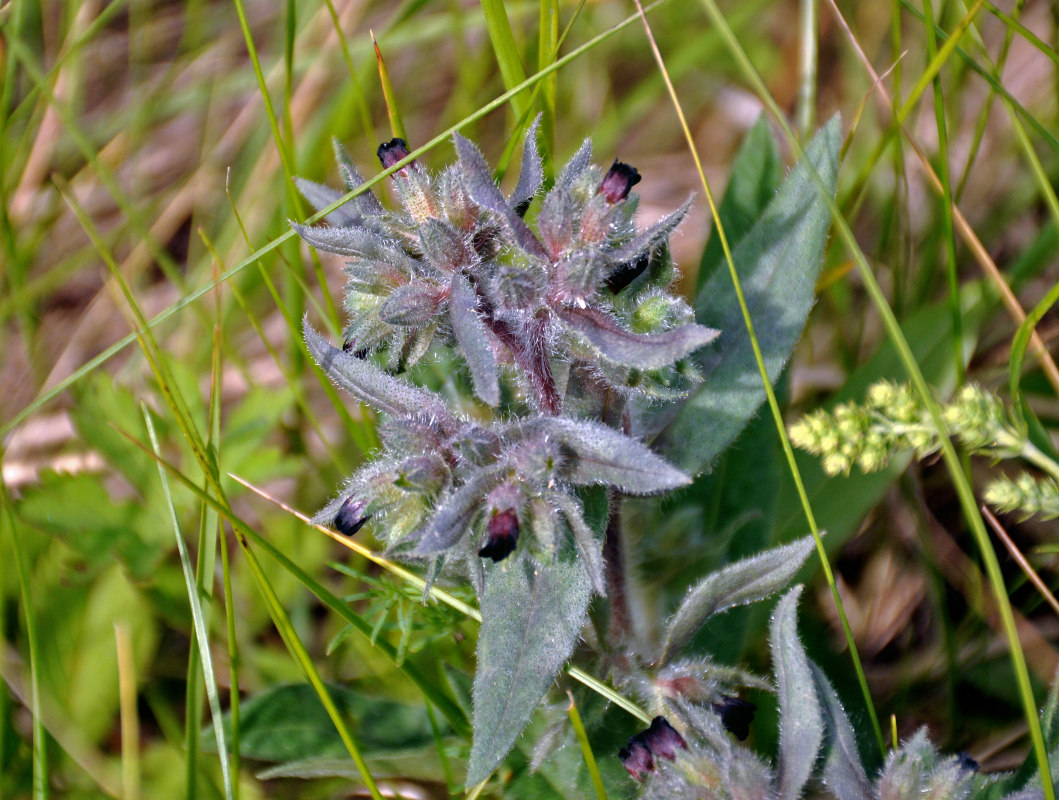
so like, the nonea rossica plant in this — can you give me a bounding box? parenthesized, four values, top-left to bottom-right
(293, 121, 718, 782)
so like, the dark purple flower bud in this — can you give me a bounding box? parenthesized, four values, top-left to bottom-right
(641, 716, 688, 761)
(377, 137, 413, 171)
(599, 160, 641, 203)
(605, 252, 650, 293)
(618, 739, 654, 780)
(711, 696, 756, 741)
(956, 752, 979, 774)
(333, 497, 370, 537)
(478, 508, 519, 562)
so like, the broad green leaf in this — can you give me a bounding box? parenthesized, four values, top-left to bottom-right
(810, 663, 871, 800)
(467, 552, 591, 785)
(771, 586, 823, 800)
(696, 115, 783, 292)
(656, 117, 841, 476)
(213, 683, 437, 762)
(660, 535, 815, 664)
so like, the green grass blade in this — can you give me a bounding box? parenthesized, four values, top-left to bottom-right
(566, 691, 608, 800)
(0, 0, 675, 439)
(323, 0, 374, 142)
(1010, 281, 1059, 413)
(922, 0, 965, 385)
(480, 0, 530, 120)
(795, 0, 817, 139)
(372, 32, 407, 141)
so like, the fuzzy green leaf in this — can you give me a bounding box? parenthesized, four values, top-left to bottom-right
(810, 663, 871, 800)
(771, 585, 823, 800)
(557, 305, 718, 369)
(696, 115, 784, 291)
(467, 552, 591, 785)
(655, 117, 841, 475)
(557, 138, 592, 189)
(411, 469, 501, 555)
(660, 535, 815, 663)
(450, 272, 500, 406)
(533, 416, 690, 494)
(303, 319, 451, 421)
(551, 491, 606, 595)
(511, 116, 543, 213)
(453, 133, 548, 259)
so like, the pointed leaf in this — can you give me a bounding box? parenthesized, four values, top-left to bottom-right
(292, 223, 413, 274)
(303, 319, 452, 421)
(661, 535, 815, 663)
(655, 117, 841, 475)
(696, 115, 784, 291)
(453, 133, 548, 259)
(449, 273, 500, 406)
(295, 178, 363, 227)
(411, 469, 501, 555)
(333, 138, 386, 215)
(810, 663, 871, 800)
(511, 116, 543, 214)
(533, 416, 690, 494)
(551, 491, 606, 595)
(771, 586, 823, 800)
(610, 195, 693, 264)
(557, 305, 719, 369)
(557, 138, 592, 189)
(467, 553, 591, 785)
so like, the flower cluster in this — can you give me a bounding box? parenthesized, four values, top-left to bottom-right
(295, 126, 711, 581)
(790, 381, 1028, 476)
(790, 381, 1059, 522)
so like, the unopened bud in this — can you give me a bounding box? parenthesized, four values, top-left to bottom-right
(377, 137, 413, 171)
(618, 739, 654, 780)
(711, 696, 756, 740)
(333, 497, 370, 536)
(478, 508, 520, 562)
(599, 160, 641, 203)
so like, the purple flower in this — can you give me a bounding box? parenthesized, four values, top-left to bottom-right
(478, 508, 519, 562)
(599, 160, 641, 203)
(618, 739, 655, 780)
(377, 137, 413, 171)
(333, 497, 370, 537)
(711, 696, 756, 741)
(619, 716, 687, 779)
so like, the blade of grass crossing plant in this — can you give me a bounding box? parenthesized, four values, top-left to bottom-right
(538, 0, 559, 167)
(0, 0, 676, 439)
(922, 0, 965, 385)
(690, 2, 1055, 790)
(3, 482, 48, 800)
(323, 0, 374, 142)
(233, 532, 384, 800)
(566, 692, 608, 800)
(218, 524, 242, 800)
(480, 0, 530, 120)
(633, 1, 885, 754)
(372, 32, 407, 142)
(144, 408, 235, 800)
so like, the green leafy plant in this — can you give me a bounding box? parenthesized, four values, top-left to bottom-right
(294, 118, 845, 787)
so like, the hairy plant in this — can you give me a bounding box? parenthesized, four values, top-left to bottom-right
(293, 118, 859, 789)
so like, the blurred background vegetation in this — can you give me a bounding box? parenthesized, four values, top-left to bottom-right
(1, 0, 1058, 797)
